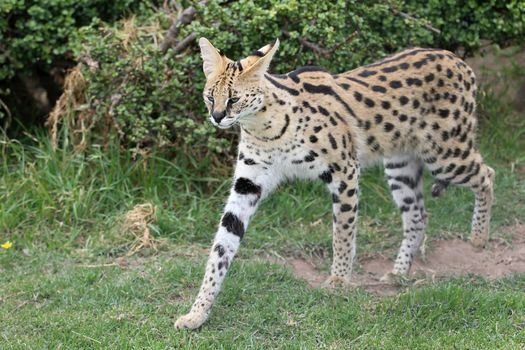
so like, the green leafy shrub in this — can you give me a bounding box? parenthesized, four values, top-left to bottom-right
(0, 0, 148, 82)
(404, 0, 525, 55)
(37, 0, 525, 162)
(0, 0, 154, 125)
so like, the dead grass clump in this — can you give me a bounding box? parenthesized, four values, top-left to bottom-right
(46, 65, 91, 151)
(120, 203, 161, 256)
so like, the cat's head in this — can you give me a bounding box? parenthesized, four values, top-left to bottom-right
(198, 38, 279, 128)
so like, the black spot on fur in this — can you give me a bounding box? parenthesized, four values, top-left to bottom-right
(328, 133, 338, 149)
(424, 73, 435, 82)
(438, 109, 450, 118)
(358, 70, 377, 77)
(288, 66, 326, 83)
(319, 171, 332, 183)
(364, 98, 375, 107)
(303, 83, 333, 95)
(345, 76, 369, 87)
(389, 80, 402, 89)
(372, 85, 387, 93)
(304, 150, 318, 162)
(413, 59, 427, 69)
(390, 183, 401, 191)
(318, 106, 330, 116)
(214, 244, 226, 257)
(222, 212, 245, 238)
(265, 75, 300, 96)
(341, 204, 353, 212)
(235, 177, 262, 196)
(403, 197, 414, 205)
(385, 161, 408, 169)
(406, 78, 423, 87)
(384, 122, 394, 132)
(382, 66, 398, 73)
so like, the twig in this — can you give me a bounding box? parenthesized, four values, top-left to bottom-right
(282, 30, 359, 57)
(13, 300, 29, 312)
(326, 30, 359, 52)
(108, 93, 122, 118)
(71, 331, 102, 344)
(80, 263, 120, 268)
(171, 32, 199, 55)
(107, 93, 125, 140)
(78, 54, 99, 73)
(160, 1, 207, 53)
(392, 9, 441, 34)
(282, 30, 330, 55)
(0, 97, 12, 129)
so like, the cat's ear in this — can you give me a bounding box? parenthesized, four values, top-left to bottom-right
(199, 37, 227, 78)
(239, 39, 280, 78)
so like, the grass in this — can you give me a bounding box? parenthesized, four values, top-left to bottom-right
(1, 74, 525, 348)
(2, 252, 525, 349)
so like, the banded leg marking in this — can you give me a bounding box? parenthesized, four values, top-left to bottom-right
(175, 167, 279, 329)
(321, 161, 360, 286)
(384, 156, 427, 276)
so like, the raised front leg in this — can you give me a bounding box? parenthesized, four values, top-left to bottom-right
(321, 161, 360, 286)
(175, 164, 279, 329)
(382, 156, 426, 280)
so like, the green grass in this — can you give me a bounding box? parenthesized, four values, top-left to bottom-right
(2, 252, 525, 349)
(1, 80, 525, 348)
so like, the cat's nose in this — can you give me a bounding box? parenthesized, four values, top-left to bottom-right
(212, 110, 226, 123)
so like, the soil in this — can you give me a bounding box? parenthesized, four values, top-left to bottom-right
(265, 224, 525, 297)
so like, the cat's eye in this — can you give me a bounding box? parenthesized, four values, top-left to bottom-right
(206, 95, 214, 103)
(227, 97, 240, 106)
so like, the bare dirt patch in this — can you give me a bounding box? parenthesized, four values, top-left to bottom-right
(266, 224, 525, 296)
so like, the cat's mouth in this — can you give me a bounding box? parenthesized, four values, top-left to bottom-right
(210, 116, 237, 129)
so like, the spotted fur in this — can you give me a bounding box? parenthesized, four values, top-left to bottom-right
(175, 38, 495, 329)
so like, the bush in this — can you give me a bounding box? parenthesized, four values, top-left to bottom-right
(27, 0, 525, 162)
(0, 0, 153, 125)
(0, 0, 148, 82)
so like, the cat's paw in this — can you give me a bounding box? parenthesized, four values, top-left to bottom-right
(175, 312, 208, 330)
(322, 275, 351, 289)
(470, 235, 488, 249)
(380, 271, 407, 284)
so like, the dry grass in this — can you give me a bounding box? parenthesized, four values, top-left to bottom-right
(121, 203, 161, 256)
(46, 65, 91, 152)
